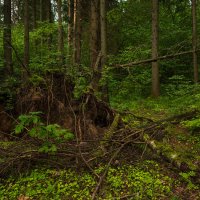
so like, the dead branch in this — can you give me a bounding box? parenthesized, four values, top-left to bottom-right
(118, 110, 153, 122)
(114, 49, 200, 68)
(91, 142, 127, 200)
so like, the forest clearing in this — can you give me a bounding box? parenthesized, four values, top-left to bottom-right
(1, 0, 200, 199)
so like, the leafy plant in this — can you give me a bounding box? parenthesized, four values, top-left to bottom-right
(179, 171, 198, 190)
(14, 112, 74, 153)
(182, 118, 200, 133)
(0, 163, 175, 200)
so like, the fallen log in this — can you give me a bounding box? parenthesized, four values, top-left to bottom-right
(143, 133, 197, 172)
(114, 49, 200, 68)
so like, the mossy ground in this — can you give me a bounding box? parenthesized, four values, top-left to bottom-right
(1, 92, 200, 199)
(0, 161, 185, 200)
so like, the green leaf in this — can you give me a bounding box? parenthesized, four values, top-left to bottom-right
(46, 124, 60, 132)
(32, 116, 39, 124)
(29, 111, 43, 116)
(38, 145, 49, 153)
(50, 144, 57, 152)
(64, 133, 74, 140)
(14, 124, 24, 134)
(29, 128, 37, 137)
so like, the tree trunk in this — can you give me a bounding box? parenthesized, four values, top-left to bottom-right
(90, 0, 101, 91)
(3, 0, 13, 75)
(24, 0, 29, 71)
(41, 0, 50, 21)
(73, 0, 81, 65)
(151, 0, 160, 97)
(100, 0, 106, 70)
(40, 0, 42, 21)
(192, 0, 198, 83)
(67, 0, 74, 63)
(40, 0, 52, 22)
(32, 0, 37, 29)
(47, 0, 52, 22)
(100, 0, 109, 102)
(57, 0, 64, 64)
(0, 0, 3, 24)
(90, 0, 100, 69)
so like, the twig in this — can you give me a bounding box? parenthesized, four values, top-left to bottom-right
(91, 142, 127, 200)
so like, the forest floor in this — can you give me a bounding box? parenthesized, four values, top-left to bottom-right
(1, 90, 200, 200)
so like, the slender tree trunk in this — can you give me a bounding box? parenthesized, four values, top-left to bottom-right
(0, 0, 2, 24)
(192, 0, 198, 83)
(100, 0, 106, 68)
(100, 0, 109, 102)
(41, 0, 47, 21)
(47, 0, 52, 46)
(46, 0, 52, 23)
(90, 0, 101, 91)
(90, 0, 100, 69)
(73, 0, 81, 65)
(32, 0, 38, 53)
(32, 0, 37, 29)
(151, 0, 160, 97)
(68, 0, 74, 62)
(40, 0, 52, 22)
(24, 0, 29, 70)
(57, 0, 64, 64)
(40, 0, 42, 21)
(3, 0, 13, 75)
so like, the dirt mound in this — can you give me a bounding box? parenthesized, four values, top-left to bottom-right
(15, 73, 115, 140)
(0, 105, 13, 138)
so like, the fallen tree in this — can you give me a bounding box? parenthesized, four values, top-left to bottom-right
(0, 72, 200, 199)
(114, 49, 200, 68)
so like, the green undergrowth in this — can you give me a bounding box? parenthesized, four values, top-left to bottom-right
(0, 160, 177, 200)
(111, 84, 200, 120)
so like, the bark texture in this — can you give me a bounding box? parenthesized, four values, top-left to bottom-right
(3, 0, 12, 75)
(192, 0, 198, 83)
(57, 0, 64, 64)
(151, 0, 160, 97)
(90, 0, 101, 91)
(67, 0, 74, 63)
(73, 0, 81, 65)
(24, 0, 29, 70)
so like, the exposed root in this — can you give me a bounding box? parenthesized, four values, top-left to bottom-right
(1, 73, 200, 198)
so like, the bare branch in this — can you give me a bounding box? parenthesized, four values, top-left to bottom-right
(114, 50, 200, 68)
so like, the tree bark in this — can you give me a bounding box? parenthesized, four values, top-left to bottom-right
(73, 0, 81, 65)
(57, 0, 64, 64)
(32, 0, 37, 29)
(151, 0, 160, 97)
(90, 0, 100, 69)
(24, 0, 29, 71)
(192, 0, 198, 83)
(0, 0, 3, 24)
(100, 0, 106, 70)
(3, 0, 13, 75)
(41, 0, 51, 21)
(90, 0, 101, 91)
(46, 0, 52, 23)
(100, 0, 109, 102)
(67, 0, 74, 63)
